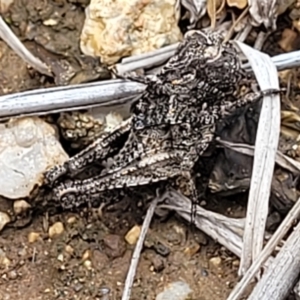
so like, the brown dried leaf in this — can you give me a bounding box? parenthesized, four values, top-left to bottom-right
(234, 40, 280, 275)
(207, 0, 225, 28)
(227, 0, 248, 9)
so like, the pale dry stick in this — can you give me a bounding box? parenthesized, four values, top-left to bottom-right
(217, 139, 300, 176)
(115, 43, 179, 75)
(224, 7, 250, 42)
(0, 16, 51, 76)
(121, 43, 180, 64)
(121, 195, 160, 300)
(115, 51, 178, 75)
(210, 0, 217, 29)
(243, 50, 300, 71)
(235, 41, 280, 276)
(235, 23, 253, 43)
(159, 189, 275, 269)
(0, 80, 146, 120)
(293, 280, 300, 300)
(0, 50, 300, 120)
(227, 197, 300, 300)
(253, 31, 268, 50)
(247, 218, 300, 299)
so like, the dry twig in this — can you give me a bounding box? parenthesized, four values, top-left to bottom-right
(122, 194, 160, 300)
(0, 16, 51, 76)
(235, 41, 280, 276)
(228, 197, 300, 300)
(217, 139, 300, 176)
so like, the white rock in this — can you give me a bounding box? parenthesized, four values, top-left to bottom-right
(0, 212, 10, 232)
(80, 0, 182, 64)
(156, 281, 192, 300)
(0, 117, 68, 199)
(13, 200, 31, 215)
(57, 253, 64, 262)
(83, 260, 92, 270)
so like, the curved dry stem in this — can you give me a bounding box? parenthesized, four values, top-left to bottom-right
(0, 16, 52, 76)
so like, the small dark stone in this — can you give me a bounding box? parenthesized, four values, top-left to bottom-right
(98, 287, 110, 300)
(153, 242, 170, 257)
(201, 269, 209, 277)
(92, 250, 109, 269)
(151, 255, 165, 272)
(103, 234, 126, 259)
(73, 283, 83, 292)
(266, 211, 281, 232)
(193, 232, 208, 246)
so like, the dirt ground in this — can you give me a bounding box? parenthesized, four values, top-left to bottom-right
(0, 198, 242, 300)
(0, 1, 292, 300)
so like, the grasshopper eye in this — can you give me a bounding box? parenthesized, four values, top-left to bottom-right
(135, 120, 145, 130)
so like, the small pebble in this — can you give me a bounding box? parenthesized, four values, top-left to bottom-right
(28, 232, 40, 243)
(183, 244, 200, 257)
(57, 254, 64, 262)
(13, 200, 31, 215)
(7, 270, 17, 280)
(151, 255, 165, 273)
(0, 249, 9, 267)
(154, 242, 170, 257)
(168, 225, 186, 245)
(99, 287, 110, 299)
(43, 19, 58, 26)
(92, 250, 109, 269)
(193, 232, 208, 245)
(103, 234, 126, 259)
(73, 283, 83, 292)
(209, 257, 222, 268)
(18, 248, 27, 256)
(65, 245, 74, 255)
(83, 260, 92, 270)
(232, 259, 240, 267)
(156, 281, 192, 300)
(0, 212, 10, 232)
(82, 249, 91, 261)
(48, 222, 64, 238)
(19, 260, 25, 266)
(125, 225, 141, 245)
(1, 257, 10, 267)
(67, 216, 77, 224)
